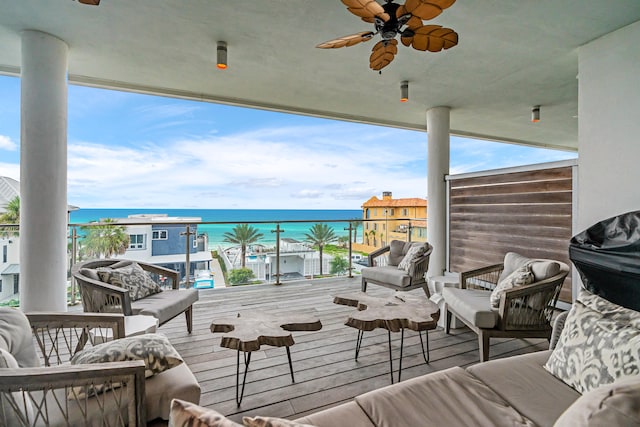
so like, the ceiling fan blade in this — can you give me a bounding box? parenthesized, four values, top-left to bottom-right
(369, 40, 398, 71)
(403, 0, 456, 21)
(78, 0, 100, 4)
(316, 31, 375, 49)
(410, 24, 458, 52)
(342, 0, 390, 22)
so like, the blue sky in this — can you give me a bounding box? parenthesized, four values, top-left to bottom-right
(0, 75, 576, 209)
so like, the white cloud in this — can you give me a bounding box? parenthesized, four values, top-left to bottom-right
(0, 135, 17, 151)
(66, 123, 428, 209)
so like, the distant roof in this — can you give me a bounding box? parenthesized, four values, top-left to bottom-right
(362, 196, 427, 208)
(1, 264, 19, 275)
(0, 177, 19, 213)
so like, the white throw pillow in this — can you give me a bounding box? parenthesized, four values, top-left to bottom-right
(397, 244, 428, 272)
(544, 289, 640, 394)
(490, 263, 534, 308)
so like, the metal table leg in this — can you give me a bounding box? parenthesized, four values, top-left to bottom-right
(354, 329, 364, 360)
(236, 349, 252, 406)
(418, 329, 430, 363)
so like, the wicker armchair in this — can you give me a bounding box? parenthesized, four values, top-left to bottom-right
(443, 254, 569, 362)
(72, 259, 199, 333)
(0, 309, 146, 426)
(361, 241, 433, 296)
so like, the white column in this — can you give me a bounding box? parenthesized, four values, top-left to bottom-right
(20, 30, 69, 312)
(426, 106, 450, 277)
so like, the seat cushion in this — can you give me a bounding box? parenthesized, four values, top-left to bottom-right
(147, 362, 201, 421)
(361, 265, 411, 288)
(443, 287, 498, 328)
(131, 288, 199, 325)
(355, 366, 535, 427)
(296, 401, 374, 427)
(553, 376, 640, 427)
(169, 399, 241, 427)
(468, 351, 581, 427)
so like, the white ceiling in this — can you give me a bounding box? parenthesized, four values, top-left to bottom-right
(1, 0, 639, 151)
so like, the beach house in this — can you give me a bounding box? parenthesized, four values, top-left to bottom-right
(361, 192, 427, 249)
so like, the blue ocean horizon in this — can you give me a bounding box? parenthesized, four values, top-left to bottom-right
(69, 208, 363, 249)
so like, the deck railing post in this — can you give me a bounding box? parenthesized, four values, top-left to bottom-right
(180, 225, 193, 288)
(271, 224, 284, 285)
(407, 221, 412, 242)
(345, 223, 353, 278)
(70, 227, 78, 304)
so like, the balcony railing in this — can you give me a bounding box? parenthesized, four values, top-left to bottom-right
(0, 216, 426, 306)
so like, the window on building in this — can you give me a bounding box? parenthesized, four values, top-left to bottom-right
(193, 237, 198, 249)
(374, 223, 378, 231)
(389, 208, 394, 216)
(402, 208, 409, 216)
(129, 234, 145, 249)
(0, 280, 2, 292)
(365, 209, 370, 219)
(374, 208, 377, 216)
(152, 230, 168, 240)
(2, 245, 6, 263)
(13, 275, 19, 294)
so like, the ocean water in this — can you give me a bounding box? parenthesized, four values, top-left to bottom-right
(69, 208, 362, 249)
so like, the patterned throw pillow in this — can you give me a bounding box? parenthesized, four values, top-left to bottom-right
(397, 244, 427, 272)
(97, 262, 162, 301)
(71, 333, 182, 378)
(170, 399, 242, 427)
(242, 416, 316, 427)
(544, 289, 640, 394)
(489, 263, 534, 308)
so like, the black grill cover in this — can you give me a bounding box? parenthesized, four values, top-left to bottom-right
(569, 210, 640, 311)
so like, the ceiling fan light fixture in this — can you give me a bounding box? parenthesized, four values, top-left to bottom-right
(531, 105, 540, 122)
(400, 81, 409, 102)
(217, 41, 228, 70)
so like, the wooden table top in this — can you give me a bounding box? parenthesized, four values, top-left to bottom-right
(210, 311, 322, 352)
(334, 292, 440, 333)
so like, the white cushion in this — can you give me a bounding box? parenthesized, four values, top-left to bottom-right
(0, 347, 35, 425)
(490, 263, 534, 308)
(0, 307, 40, 367)
(554, 376, 640, 427)
(500, 252, 561, 282)
(544, 289, 640, 394)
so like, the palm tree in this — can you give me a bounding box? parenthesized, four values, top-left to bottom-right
(304, 223, 337, 276)
(349, 218, 362, 243)
(223, 224, 264, 268)
(81, 219, 130, 259)
(0, 195, 20, 237)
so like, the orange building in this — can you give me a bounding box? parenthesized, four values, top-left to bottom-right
(361, 191, 427, 248)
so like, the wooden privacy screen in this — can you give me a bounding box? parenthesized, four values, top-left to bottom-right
(448, 165, 574, 303)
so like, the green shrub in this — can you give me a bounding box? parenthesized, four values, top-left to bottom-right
(229, 268, 255, 285)
(330, 255, 349, 275)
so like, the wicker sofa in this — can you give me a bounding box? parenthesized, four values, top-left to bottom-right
(72, 259, 199, 333)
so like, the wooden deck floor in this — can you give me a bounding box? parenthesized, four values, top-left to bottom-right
(156, 277, 549, 424)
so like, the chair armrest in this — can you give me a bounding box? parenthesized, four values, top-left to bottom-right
(407, 254, 430, 280)
(498, 280, 563, 330)
(0, 361, 146, 427)
(459, 263, 504, 290)
(76, 278, 133, 316)
(549, 310, 569, 350)
(367, 245, 391, 266)
(26, 312, 127, 365)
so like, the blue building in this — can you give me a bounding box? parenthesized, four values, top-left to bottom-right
(116, 214, 212, 282)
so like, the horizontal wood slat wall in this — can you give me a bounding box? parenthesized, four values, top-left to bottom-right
(448, 166, 574, 302)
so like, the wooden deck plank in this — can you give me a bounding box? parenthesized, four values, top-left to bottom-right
(156, 277, 549, 420)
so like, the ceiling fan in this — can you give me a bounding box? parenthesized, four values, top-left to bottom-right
(317, 0, 458, 71)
